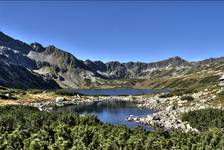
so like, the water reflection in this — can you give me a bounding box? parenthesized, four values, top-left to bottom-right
(55, 101, 154, 131)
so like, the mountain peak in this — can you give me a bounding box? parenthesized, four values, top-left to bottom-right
(31, 42, 45, 52)
(169, 56, 186, 61)
(165, 56, 188, 64)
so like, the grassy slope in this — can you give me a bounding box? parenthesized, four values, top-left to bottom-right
(85, 72, 220, 92)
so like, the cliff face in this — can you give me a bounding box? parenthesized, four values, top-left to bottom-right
(0, 33, 59, 89)
(0, 31, 223, 89)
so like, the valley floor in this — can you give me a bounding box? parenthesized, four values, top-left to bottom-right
(1, 73, 224, 149)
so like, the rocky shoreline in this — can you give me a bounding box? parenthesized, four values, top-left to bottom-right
(27, 95, 141, 111)
(128, 89, 224, 133)
(127, 95, 200, 133)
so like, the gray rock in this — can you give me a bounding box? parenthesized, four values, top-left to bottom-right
(0, 93, 17, 100)
(166, 105, 176, 111)
(55, 97, 65, 103)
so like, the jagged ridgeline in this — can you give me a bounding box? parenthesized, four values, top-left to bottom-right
(0, 31, 224, 89)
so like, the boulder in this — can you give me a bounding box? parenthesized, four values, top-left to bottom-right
(55, 97, 65, 106)
(219, 75, 224, 86)
(55, 97, 65, 103)
(0, 93, 17, 100)
(166, 105, 176, 111)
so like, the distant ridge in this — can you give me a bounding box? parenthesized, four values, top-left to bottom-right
(0, 31, 223, 89)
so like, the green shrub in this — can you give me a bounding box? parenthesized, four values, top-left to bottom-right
(199, 75, 220, 84)
(159, 93, 174, 98)
(1, 106, 224, 149)
(29, 89, 45, 94)
(172, 88, 197, 96)
(218, 90, 224, 96)
(182, 108, 224, 131)
(55, 89, 82, 96)
(180, 96, 194, 101)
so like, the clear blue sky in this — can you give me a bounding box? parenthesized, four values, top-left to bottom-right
(0, 1, 224, 62)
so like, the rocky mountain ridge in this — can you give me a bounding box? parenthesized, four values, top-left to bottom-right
(0, 31, 223, 89)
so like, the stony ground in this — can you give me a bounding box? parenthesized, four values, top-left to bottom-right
(128, 86, 224, 133)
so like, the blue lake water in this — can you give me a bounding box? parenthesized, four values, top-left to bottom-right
(55, 100, 154, 131)
(75, 88, 166, 96)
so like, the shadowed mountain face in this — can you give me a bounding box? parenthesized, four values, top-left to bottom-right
(0, 31, 223, 89)
(0, 59, 59, 89)
(0, 32, 31, 54)
(0, 46, 37, 69)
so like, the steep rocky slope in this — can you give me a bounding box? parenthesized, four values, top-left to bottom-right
(0, 33, 59, 89)
(27, 44, 100, 88)
(0, 59, 59, 89)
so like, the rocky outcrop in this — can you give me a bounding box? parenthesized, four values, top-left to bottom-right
(84, 60, 107, 72)
(28, 45, 105, 88)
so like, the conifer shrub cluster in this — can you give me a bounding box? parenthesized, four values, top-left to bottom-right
(1, 106, 224, 149)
